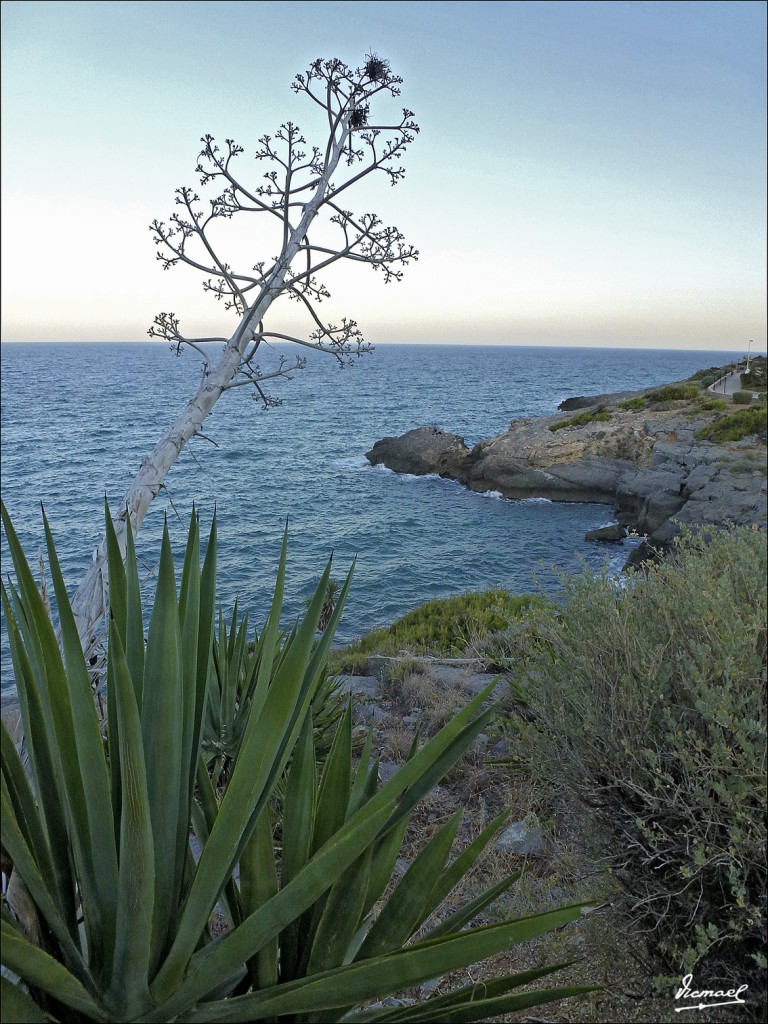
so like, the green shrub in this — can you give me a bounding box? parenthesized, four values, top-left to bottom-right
(493, 528, 767, 990)
(733, 390, 755, 405)
(717, 456, 768, 476)
(696, 406, 768, 444)
(645, 384, 700, 403)
(330, 590, 541, 675)
(741, 358, 767, 390)
(698, 375, 716, 388)
(548, 406, 612, 432)
(689, 366, 728, 381)
(618, 396, 647, 411)
(699, 398, 727, 411)
(1, 502, 594, 1022)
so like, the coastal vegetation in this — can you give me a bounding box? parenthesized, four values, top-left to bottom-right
(741, 356, 767, 391)
(645, 383, 701, 402)
(329, 591, 541, 676)
(490, 527, 767, 992)
(618, 384, 701, 411)
(330, 527, 767, 1008)
(548, 405, 612, 432)
(1, 502, 595, 1022)
(733, 390, 756, 404)
(696, 405, 768, 444)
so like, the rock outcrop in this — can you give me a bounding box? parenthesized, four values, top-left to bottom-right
(365, 393, 767, 558)
(584, 524, 627, 542)
(366, 426, 470, 476)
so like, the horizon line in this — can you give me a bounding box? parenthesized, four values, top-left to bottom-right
(0, 339, 762, 355)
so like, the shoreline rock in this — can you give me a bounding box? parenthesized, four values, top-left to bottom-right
(365, 393, 767, 560)
(365, 425, 470, 476)
(584, 524, 627, 542)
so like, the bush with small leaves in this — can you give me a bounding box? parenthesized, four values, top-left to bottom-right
(733, 390, 755, 405)
(491, 528, 767, 992)
(618, 396, 648, 411)
(688, 365, 728, 381)
(645, 384, 700, 403)
(329, 590, 541, 675)
(548, 406, 612, 432)
(696, 406, 767, 443)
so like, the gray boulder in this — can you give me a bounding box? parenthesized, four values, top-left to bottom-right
(365, 426, 469, 476)
(497, 818, 547, 857)
(585, 523, 627, 542)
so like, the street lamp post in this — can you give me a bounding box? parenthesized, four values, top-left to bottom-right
(745, 339, 753, 374)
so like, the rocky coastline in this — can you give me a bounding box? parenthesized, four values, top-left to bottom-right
(365, 386, 767, 564)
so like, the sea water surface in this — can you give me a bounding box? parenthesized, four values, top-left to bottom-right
(0, 342, 736, 695)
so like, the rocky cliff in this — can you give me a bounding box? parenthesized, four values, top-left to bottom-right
(366, 393, 767, 559)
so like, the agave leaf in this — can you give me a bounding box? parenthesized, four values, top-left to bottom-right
(428, 806, 511, 912)
(192, 513, 217, 784)
(0, 920, 107, 1021)
(106, 619, 155, 1019)
(345, 971, 597, 1022)
(123, 512, 145, 707)
(0, 974, 54, 1023)
(39, 509, 118, 980)
(312, 700, 352, 854)
(0, 781, 86, 979)
(103, 501, 127, 645)
(0, 610, 74, 933)
(188, 777, 236, 930)
(304, 844, 373, 978)
(298, 564, 355, 716)
(362, 806, 411, 920)
(347, 724, 375, 819)
(239, 804, 279, 990)
(424, 870, 523, 941)
(378, 705, 498, 835)
(152, 553, 334, 1000)
(247, 524, 288, 725)
(176, 513, 201, 922)
(357, 810, 462, 961)
(370, 984, 602, 1023)
(145, 799, 399, 1022)
(141, 522, 186, 972)
(0, 723, 49, 867)
(279, 714, 316, 981)
(181, 904, 589, 1021)
(177, 506, 199, 627)
(343, 961, 577, 1021)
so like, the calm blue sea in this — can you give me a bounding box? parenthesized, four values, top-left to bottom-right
(0, 342, 738, 696)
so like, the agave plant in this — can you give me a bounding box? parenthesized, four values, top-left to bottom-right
(203, 605, 347, 793)
(1, 501, 596, 1022)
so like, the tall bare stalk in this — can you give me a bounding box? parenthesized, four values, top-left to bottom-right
(68, 55, 418, 657)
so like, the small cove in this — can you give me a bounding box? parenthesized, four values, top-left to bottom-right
(0, 341, 737, 696)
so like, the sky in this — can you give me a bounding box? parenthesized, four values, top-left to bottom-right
(1, 0, 766, 351)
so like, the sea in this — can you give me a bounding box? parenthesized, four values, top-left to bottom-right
(0, 341, 739, 697)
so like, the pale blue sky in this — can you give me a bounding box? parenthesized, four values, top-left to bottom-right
(1, 0, 765, 350)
